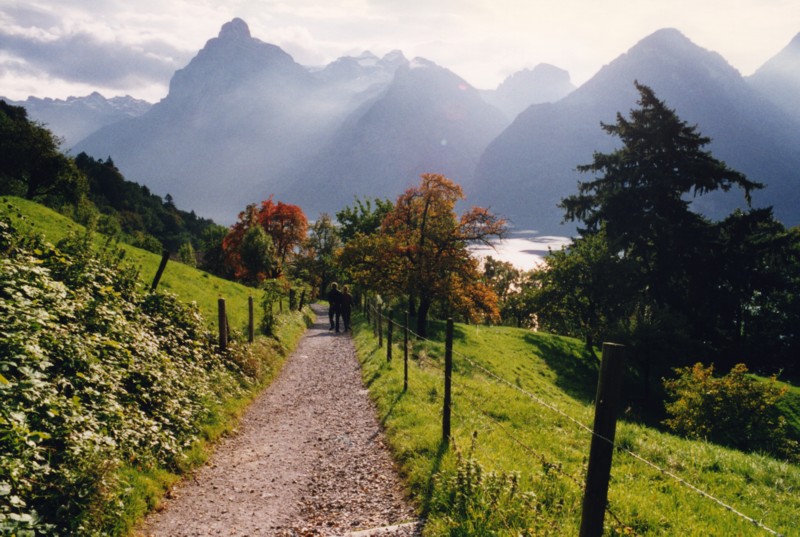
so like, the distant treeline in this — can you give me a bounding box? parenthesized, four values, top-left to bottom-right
(0, 99, 227, 268)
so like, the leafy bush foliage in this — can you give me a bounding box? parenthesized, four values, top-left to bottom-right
(0, 218, 259, 534)
(663, 363, 797, 460)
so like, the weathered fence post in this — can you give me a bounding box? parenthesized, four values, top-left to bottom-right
(442, 317, 454, 444)
(378, 304, 383, 348)
(217, 298, 228, 352)
(150, 249, 170, 291)
(403, 311, 409, 392)
(386, 310, 393, 362)
(248, 296, 255, 343)
(579, 342, 626, 537)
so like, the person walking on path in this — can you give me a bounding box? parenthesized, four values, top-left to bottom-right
(341, 285, 354, 331)
(328, 282, 343, 332)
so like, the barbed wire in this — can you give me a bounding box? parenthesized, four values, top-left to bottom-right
(362, 305, 787, 537)
(450, 377, 637, 534)
(453, 348, 785, 536)
(450, 376, 586, 490)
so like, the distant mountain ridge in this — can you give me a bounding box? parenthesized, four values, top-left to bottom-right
(474, 28, 800, 233)
(1, 92, 151, 148)
(481, 64, 575, 120)
(748, 32, 800, 123)
(72, 18, 523, 223)
(28, 20, 799, 233)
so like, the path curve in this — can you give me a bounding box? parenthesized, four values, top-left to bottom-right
(137, 305, 420, 536)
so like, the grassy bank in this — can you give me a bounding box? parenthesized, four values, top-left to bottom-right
(351, 311, 800, 535)
(1, 196, 255, 331)
(1, 198, 314, 535)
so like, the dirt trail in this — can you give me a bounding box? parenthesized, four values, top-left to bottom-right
(137, 305, 420, 536)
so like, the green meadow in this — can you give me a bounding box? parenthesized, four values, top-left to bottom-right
(352, 312, 800, 535)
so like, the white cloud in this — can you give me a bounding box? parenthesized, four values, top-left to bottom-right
(0, 0, 798, 100)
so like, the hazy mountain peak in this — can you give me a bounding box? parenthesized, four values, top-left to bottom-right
(482, 63, 575, 120)
(219, 18, 251, 40)
(641, 27, 689, 46)
(748, 31, 800, 121)
(379, 50, 408, 67)
(409, 57, 438, 70)
(625, 27, 731, 70)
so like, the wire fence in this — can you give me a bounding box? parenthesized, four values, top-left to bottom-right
(362, 302, 787, 537)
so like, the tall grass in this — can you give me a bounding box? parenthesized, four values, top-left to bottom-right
(353, 313, 800, 536)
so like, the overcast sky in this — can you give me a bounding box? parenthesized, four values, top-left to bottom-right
(1, 0, 798, 102)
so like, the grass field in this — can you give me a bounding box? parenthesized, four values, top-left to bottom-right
(352, 312, 800, 535)
(1, 196, 256, 332)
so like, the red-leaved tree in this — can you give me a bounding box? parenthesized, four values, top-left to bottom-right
(222, 197, 308, 283)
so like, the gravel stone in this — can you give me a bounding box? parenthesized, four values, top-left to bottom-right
(137, 305, 420, 536)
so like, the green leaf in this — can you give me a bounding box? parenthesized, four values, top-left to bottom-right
(0, 372, 9, 385)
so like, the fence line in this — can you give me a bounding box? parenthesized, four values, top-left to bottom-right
(453, 350, 784, 537)
(361, 304, 786, 537)
(450, 376, 585, 491)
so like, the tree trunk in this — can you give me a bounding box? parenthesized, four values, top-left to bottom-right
(416, 297, 431, 337)
(407, 293, 417, 317)
(586, 333, 599, 361)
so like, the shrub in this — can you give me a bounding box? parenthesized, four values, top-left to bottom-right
(0, 219, 259, 534)
(663, 363, 797, 460)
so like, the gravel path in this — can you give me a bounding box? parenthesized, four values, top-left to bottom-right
(137, 305, 421, 536)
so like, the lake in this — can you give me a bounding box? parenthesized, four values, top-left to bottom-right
(470, 230, 572, 271)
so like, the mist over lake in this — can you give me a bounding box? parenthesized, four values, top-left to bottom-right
(471, 230, 572, 270)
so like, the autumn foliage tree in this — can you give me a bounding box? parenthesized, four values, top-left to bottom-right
(222, 197, 308, 283)
(339, 174, 506, 335)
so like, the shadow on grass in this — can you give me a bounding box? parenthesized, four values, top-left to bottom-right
(419, 440, 450, 519)
(379, 389, 406, 427)
(524, 333, 600, 405)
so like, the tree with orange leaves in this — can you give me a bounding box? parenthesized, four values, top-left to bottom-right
(223, 197, 308, 283)
(339, 174, 506, 336)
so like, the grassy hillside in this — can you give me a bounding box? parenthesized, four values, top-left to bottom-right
(352, 313, 800, 535)
(1, 196, 313, 535)
(1, 196, 254, 332)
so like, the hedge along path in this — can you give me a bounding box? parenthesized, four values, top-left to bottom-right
(137, 304, 420, 537)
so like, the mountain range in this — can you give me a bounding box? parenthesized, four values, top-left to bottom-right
(474, 28, 800, 233)
(10, 19, 800, 233)
(1, 92, 150, 148)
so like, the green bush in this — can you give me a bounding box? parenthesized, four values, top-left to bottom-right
(0, 218, 259, 535)
(663, 363, 797, 460)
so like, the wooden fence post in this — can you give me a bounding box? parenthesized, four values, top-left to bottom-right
(403, 311, 409, 392)
(579, 342, 626, 537)
(386, 310, 393, 362)
(442, 317, 454, 444)
(217, 298, 228, 352)
(150, 250, 170, 291)
(378, 304, 383, 348)
(248, 296, 255, 343)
